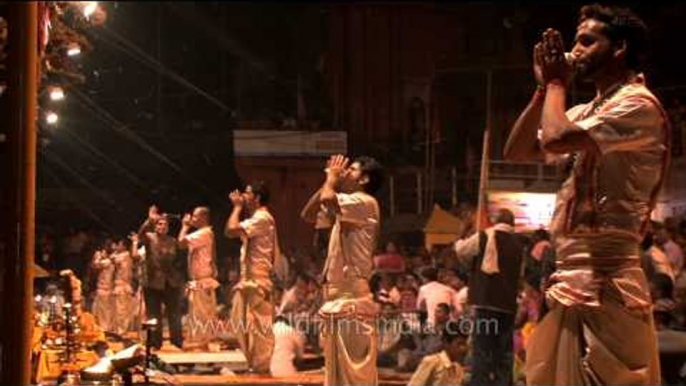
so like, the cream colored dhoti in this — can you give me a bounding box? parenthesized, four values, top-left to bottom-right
(112, 287, 134, 336)
(526, 257, 661, 385)
(185, 278, 219, 346)
(92, 292, 114, 332)
(320, 280, 380, 386)
(230, 280, 275, 373)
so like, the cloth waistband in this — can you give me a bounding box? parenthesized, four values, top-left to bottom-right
(323, 279, 371, 300)
(556, 256, 641, 272)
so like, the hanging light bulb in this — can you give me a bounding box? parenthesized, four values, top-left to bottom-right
(83, 2, 98, 19)
(67, 43, 81, 57)
(49, 86, 65, 101)
(46, 111, 59, 125)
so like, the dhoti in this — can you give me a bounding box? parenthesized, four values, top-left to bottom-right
(185, 278, 219, 346)
(526, 257, 661, 385)
(92, 292, 114, 332)
(230, 280, 275, 373)
(112, 287, 134, 336)
(319, 280, 380, 386)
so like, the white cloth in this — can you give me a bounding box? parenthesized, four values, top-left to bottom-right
(455, 286, 469, 316)
(269, 320, 305, 377)
(322, 192, 380, 284)
(481, 223, 514, 274)
(454, 223, 515, 274)
(416, 281, 460, 327)
(185, 226, 216, 280)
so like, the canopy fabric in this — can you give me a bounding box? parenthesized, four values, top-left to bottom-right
(423, 204, 465, 251)
(423, 204, 464, 235)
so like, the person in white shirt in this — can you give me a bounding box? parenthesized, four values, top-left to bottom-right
(91, 241, 116, 332)
(178, 206, 219, 348)
(225, 181, 286, 373)
(301, 154, 385, 386)
(270, 315, 306, 377)
(504, 5, 666, 384)
(416, 267, 461, 328)
(111, 238, 135, 336)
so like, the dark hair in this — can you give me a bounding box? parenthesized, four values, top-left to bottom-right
(113, 237, 131, 249)
(294, 273, 314, 286)
(275, 315, 291, 326)
(195, 206, 211, 223)
(579, 4, 649, 71)
(442, 320, 468, 344)
(436, 302, 452, 315)
(651, 273, 674, 300)
(641, 231, 654, 250)
(369, 272, 383, 293)
(353, 156, 385, 195)
(533, 229, 550, 242)
(494, 208, 515, 226)
(248, 180, 270, 205)
(422, 267, 438, 282)
(453, 268, 469, 284)
(524, 270, 542, 292)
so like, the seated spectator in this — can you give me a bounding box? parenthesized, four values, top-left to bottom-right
(654, 222, 684, 279)
(398, 303, 452, 372)
(270, 315, 306, 377)
(377, 273, 401, 307)
(530, 229, 551, 260)
(398, 273, 420, 313)
(408, 320, 468, 386)
(374, 241, 406, 273)
(417, 267, 460, 328)
(652, 274, 686, 385)
(444, 268, 469, 317)
(651, 273, 676, 315)
(278, 273, 315, 315)
(514, 270, 543, 362)
(644, 231, 676, 283)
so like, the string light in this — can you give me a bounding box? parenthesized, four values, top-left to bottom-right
(46, 111, 59, 125)
(49, 86, 65, 101)
(67, 43, 81, 57)
(83, 2, 98, 19)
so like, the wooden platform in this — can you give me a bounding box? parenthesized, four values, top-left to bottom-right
(157, 350, 248, 370)
(151, 349, 410, 385)
(154, 370, 411, 385)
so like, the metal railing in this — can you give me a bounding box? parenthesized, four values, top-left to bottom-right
(386, 161, 561, 216)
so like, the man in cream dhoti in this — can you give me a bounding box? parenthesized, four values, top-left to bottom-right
(178, 206, 219, 348)
(302, 154, 385, 386)
(505, 4, 668, 384)
(91, 242, 116, 332)
(111, 238, 135, 336)
(225, 181, 286, 373)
